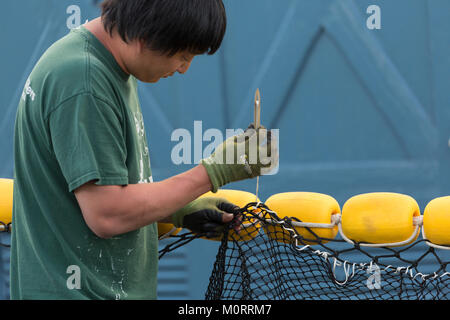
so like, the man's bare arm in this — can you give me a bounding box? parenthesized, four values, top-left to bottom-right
(74, 164, 213, 239)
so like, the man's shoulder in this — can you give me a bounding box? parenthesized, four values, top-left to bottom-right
(31, 30, 90, 95)
(38, 29, 88, 75)
(29, 29, 123, 115)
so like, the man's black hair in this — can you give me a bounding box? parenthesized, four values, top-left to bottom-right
(101, 0, 227, 56)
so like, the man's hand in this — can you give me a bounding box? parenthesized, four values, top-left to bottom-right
(171, 197, 240, 238)
(201, 123, 279, 192)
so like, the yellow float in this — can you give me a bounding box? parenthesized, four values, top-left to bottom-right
(198, 189, 261, 241)
(157, 222, 182, 240)
(0, 179, 13, 231)
(264, 192, 341, 245)
(423, 196, 450, 248)
(341, 192, 421, 247)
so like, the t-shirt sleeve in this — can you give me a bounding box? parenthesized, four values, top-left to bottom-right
(48, 93, 129, 192)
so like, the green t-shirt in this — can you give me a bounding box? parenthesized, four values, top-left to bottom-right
(11, 26, 158, 300)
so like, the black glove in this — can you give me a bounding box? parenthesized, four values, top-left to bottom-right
(172, 197, 240, 238)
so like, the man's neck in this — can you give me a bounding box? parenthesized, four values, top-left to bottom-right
(84, 17, 130, 75)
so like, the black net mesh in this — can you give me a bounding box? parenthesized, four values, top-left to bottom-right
(2, 204, 449, 300)
(203, 202, 450, 300)
(161, 202, 450, 300)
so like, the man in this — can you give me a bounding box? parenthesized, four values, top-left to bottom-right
(11, 0, 277, 299)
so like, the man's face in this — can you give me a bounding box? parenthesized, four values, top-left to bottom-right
(126, 42, 196, 83)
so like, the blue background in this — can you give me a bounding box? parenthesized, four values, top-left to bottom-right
(1, 0, 450, 299)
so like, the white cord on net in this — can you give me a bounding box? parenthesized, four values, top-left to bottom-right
(264, 213, 341, 229)
(421, 224, 450, 250)
(270, 209, 450, 284)
(337, 215, 423, 248)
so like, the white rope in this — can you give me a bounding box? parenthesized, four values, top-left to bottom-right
(333, 259, 351, 285)
(273, 213, 450, 284)
(262, 207, 449, 250)
(337, 216, 422, 248)
(421, 224, 450, 250)
(264, 213, 341, 229)
(240, 197, 450, 283)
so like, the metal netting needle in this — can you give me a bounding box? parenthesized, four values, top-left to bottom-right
(254, 88, 261, 202)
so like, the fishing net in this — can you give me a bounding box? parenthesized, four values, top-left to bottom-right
(160, 202, 450, 300)
(2, 200, 449, 300)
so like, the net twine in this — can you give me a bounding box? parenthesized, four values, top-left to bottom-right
(159, 202, 450, 300)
